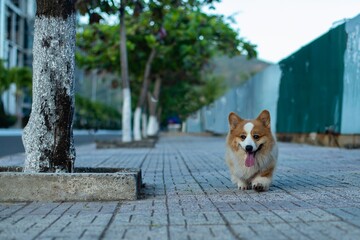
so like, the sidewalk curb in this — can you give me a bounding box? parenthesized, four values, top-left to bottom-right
(0, 166, 142, 201)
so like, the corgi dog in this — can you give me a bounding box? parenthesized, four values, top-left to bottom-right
(225, 110, 278, 191)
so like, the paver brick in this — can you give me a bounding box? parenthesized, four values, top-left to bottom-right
(1, 135, 360, 239)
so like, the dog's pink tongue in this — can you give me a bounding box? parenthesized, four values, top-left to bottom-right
(245, 153, 255, 167)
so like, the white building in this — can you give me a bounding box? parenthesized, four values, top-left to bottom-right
(0, 0, 35, 115)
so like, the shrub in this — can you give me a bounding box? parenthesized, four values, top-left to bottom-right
(0, 102, 16, 128)
(74, 95, 121, 130)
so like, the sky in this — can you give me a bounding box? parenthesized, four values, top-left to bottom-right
(207, 0, 360, 63)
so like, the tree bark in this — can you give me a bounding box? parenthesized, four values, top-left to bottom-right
(22, 0, 76, 173)
(133, 47, 156, 141)
(147, 76, 161, 137)
(120, 0, 132, 142)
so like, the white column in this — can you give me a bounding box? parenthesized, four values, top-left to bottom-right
(133, 107, 142, 141)
(122, 88, 132, 142)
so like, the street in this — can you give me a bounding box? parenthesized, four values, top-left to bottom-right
(0, 129, 121, 157)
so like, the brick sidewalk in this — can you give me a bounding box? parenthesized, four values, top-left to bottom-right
(1, 135, 360, 239)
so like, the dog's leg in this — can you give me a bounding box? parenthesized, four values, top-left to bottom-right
(229, 173, 249, 190)
(229, 173, 246, 190)
(236, 179, 250, 190)
(226, 155, 239, 185)
(252, 166, 274, 192)
(252, 176, 272, 191)
(225, 150, 251, 190)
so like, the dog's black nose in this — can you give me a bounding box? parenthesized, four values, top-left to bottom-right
(245, 145, 253, 152)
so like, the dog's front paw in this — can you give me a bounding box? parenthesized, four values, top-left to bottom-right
(252, 177, 271, 192)
(252, 182, 268, 192)
(237, 180, 250, 190)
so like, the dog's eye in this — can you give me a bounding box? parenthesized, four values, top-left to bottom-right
(240, 135, 246, 140)
(253, 134, 260, 140)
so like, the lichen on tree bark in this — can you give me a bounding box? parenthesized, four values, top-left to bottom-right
(23, 0, 76, 173)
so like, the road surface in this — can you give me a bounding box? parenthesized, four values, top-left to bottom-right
(0, 129, 121, 157)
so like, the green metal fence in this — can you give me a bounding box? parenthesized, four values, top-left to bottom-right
(277, 24, 347, 133)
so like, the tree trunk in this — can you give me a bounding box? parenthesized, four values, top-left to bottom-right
(133, 47, 156, 141)
(120, 0, 132, 142)
(22, 0, 76, 173)
(147, 76, 161, 137)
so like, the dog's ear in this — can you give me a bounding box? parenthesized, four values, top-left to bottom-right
(257, 110, 271, 128)
(228, 112, 242, 130)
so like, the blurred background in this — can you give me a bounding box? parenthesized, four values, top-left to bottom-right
(0, 0, 359, 156)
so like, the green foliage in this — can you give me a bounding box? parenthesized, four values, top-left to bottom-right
(75, 1, 258, 124)
(157, 9, 255, 121)
(76, 0, 118, 24)
(7, 67, 32, 91)
(77, 24, 121, 72)
(0, 63, 32, 97)
(0, 59, 10, 94)
(74, 95, 121, 130)
(160, 74, 227, 124)
(158, 9, 244, 74)
(0, 61, 32, 128)
(201, 75, 228, 103)
(0, 111, 16, 128)
(76, 0, 222, 23)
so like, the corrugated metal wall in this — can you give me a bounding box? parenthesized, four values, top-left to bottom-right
(341, 14, 360, 134)
(276, 24, 347, 133)
(186, 14, 360, 136)
(234, 65, 281, 132)
(185, 110, 203, 133)
(186, 65, 281, 134)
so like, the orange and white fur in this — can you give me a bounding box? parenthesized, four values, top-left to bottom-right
(225, 110, 278, 191)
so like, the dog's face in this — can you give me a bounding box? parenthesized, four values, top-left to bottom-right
(228, 110, 273, 167)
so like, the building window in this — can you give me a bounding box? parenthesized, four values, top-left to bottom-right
(17, 49, 23, 66)
(6, 8, 12, 40)
(10, 0, 21, 8)
(16, 14, 23, 46)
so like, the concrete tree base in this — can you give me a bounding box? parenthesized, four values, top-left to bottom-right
(96, 137, 157, 149)
(0, 166, 142, 202)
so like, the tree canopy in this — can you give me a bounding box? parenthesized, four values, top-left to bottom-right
(76, 0, 257, 124)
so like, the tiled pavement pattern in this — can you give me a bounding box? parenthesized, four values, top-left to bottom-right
(1, 134, 360, 239)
